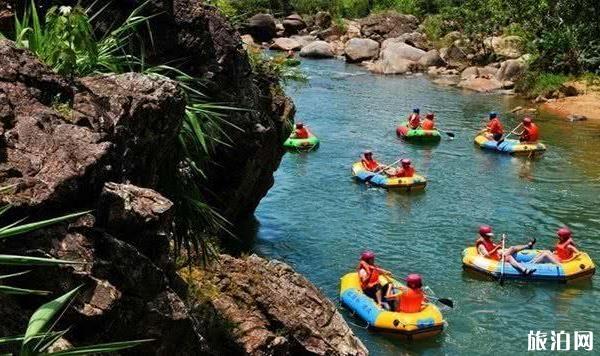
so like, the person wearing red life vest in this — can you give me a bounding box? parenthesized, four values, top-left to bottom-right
(421, 112, 436, 130)
(479, 112, 504, 141)
(516, 117, 540, 143)
(361, 150, 381, 172)
(357, 251, 392, 307)
(476, 225, 537, 276)
(393, 159, 415, 178)
(531, 227, 580, 264)
(408, 108, 421, 129)
(292, 122, 310, 139)
(384, 274, 426, 313)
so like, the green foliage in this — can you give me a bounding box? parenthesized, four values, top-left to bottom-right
(420, 14, 443, 42)
(247, 47, 309, 86)
(515, 72, 571, 98)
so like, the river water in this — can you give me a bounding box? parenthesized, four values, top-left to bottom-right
(241, 58, 600, 355)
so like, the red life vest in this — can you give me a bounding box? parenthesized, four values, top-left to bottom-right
(408, 114, 421, 129)
(487, 118, 504, 135)
(398, 288, 425, 313)
(295, 128, 309, 139)
(357, 261, 380, 289)
(476, 237, 500, 260)
(521, 124, 539, 142)
(361, 158, 379, 171)
(555, 238, 575, 261)
(422, 119, 435, 130)
(396, 166, 415, 177)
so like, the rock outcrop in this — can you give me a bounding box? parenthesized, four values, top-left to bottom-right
(245, 13, 277, 42)
(271, 37, 302, 51)
(282, 13, 306, 35)
(419, 49, 445, 67)
(344, 38, 379, 63)
(484, 35, 524, 59)
(185, 254, 369, 356)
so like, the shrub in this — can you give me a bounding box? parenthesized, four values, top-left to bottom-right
(516, 72, 571, 98)
(421, 14, 444, 42)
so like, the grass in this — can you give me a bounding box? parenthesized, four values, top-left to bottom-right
(516, 72, 571, 98)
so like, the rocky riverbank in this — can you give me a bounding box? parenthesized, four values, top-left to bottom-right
(0, 1, 367, 355)
(241, 10, 528, 94)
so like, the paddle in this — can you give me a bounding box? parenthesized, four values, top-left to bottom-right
(499, 234, 507, 286)
(437, 128, 455, 139)
(382, 274, 454, 309)
(364, 158, 402, 182)
(502, 122, 523, 142)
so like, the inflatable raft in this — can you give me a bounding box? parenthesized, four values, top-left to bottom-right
(351, 162, 426, 190)
(396, 125, 441, 143)
(462, 247, 596, 282)
(340, 273, 445, 339)
(283, 133, 319, 151)
(474, 134, 546, 156)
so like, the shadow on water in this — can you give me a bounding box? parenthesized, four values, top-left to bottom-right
(242, 58, 600, 355)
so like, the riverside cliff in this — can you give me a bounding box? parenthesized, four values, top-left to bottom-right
(0, 1, 367, 355)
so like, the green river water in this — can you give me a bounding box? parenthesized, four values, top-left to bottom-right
(238, 58, 600, 355)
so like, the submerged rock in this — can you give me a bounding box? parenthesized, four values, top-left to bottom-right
(186, 254, 369, 356)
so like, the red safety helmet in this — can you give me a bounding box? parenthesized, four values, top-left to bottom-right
(296, 122, 304, 129)
(479, 225, 493, 237)
(426, 113, 434, 119)
(401, 159, 411, 166)
(523, 117, 532, 125)
(360, 250, 375, 262)
(406, 274, 422, 289)
(557, 227, 572, 240)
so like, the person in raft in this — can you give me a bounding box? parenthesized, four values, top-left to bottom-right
(515, 117, 540, 143)
(421, 112, 436, 130)
(384, 274, 426, 313)
(407, 108, 421, 129)
(531, 227, 580, 264)
(291, 122, 310, 139)
(358, 251, 392, 307)
(361, 150, 382, 172)
(476, 225, 537, 276)
(480, 112, 504, 141)
(391, 158, 415, 177)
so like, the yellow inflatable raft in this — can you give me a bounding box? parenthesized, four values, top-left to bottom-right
(351, 162, 427, 191)
(462, 247, 596, 282)
(474, 134, 547, 156)
(340, 273, 444, 339)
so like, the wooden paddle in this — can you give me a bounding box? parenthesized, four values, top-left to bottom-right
(364, 158, 403, 182)
(502, 122, 523, 141)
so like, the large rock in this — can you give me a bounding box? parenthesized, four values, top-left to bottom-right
(440, 44, 468, 68)
(290, 34, 316, 48)
(484, 35, 525, 59)
(0, 0, 12, 32)
(282, 13, 306, 35)
(418, 49, 445, 67)
(380, 40, 426, 61)
(360, 11, 419, 42)
(496, 59, 526, 82)
(299, 40, 334, 58)
(344, 38, 379, 63)
(270, 37, 301, 51)
(245, 13, 277, 42)
(458, 77, 503, 92)
(394, 31, 430, 50)
(186, 255, 368, 356)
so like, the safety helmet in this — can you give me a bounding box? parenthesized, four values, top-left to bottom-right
(401, 158, 411, 166)
(479, 225, 494, 237)
(557, 227, 572, 240)
(426, 113, 434, 119)
(360, 250, 375, 262)
(489, 111, 498, 119)
(363, 150, 373, 156)
(523, 117, 532, 125)
(296, 122, 304, 128)
(413, 108, 420, 113)
(406, 274, 423, 289)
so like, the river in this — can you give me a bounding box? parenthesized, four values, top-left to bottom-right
(239, 58, 600, 355)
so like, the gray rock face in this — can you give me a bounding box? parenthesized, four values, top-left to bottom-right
(290, 34, 317, 48)
(314, 10, 332, 29)
(380, 40, 426, 61)
(440, 44, 468, 68)
(344, 38, 380, 63)
(300, 40, 335, 58)
(187, 254, 369, 356)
